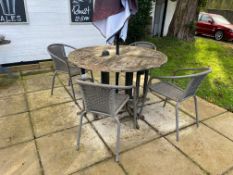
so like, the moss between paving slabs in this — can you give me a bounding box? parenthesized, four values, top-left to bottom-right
(0, 75, 19, 88)
(147, 37, 233, 112)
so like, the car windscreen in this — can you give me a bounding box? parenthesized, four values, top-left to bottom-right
(213, 15, 231, 25)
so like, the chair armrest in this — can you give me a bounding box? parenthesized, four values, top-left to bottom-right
(77, 79, 135, 90)
(63, 44, 77, 51)
(148, 74, 193, 87)
(173, 67, 210, 76)
(151, 75, 192, 79)
(150, 67, 211, 80)
(149, 67, 211, 85)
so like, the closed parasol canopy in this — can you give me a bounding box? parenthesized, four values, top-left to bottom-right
(92, 0, 138, 84)
(93, 0, 138, 44)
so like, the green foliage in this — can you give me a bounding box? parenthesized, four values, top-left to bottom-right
(147, 36, 233, 111)
(207, 0, 233, 10)
(126, 0, 153, 43)
(198, 0, 208, 11)
(198, 0, 208, 8)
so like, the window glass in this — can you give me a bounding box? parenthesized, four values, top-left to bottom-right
(212, 15, 230, 25)
(200, 15, 212, 23)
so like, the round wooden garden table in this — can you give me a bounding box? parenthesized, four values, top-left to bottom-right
(69, 45, 167, 73)
(69, 45, 167, 120)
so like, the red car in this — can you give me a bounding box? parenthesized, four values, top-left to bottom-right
(196, 12, 233, 41)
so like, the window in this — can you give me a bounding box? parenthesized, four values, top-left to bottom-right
(212, 15, 230, 25)
(200, 15, 212, 23)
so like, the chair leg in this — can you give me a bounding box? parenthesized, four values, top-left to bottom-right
(90, 70, 94, 82)
(194, 96, 199, 128)
(69, 77, 77, 103)
(77, 111, 86, 150)
(175, 102, 180, 141)
(143, 70, 149, 96)
(138, 85, 149, 117)
(163, 98, 168, 107)
(136, 72, 141, 98)
(51, 72, 57, 95)
(114, 117, 121, 162)
(68, 78, 71, 86)
(133, 92, 139, 129)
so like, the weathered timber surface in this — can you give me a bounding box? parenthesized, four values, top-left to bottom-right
(69, 45, 167, 72)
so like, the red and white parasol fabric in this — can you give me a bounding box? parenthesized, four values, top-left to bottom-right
(93, 0, 138, 44)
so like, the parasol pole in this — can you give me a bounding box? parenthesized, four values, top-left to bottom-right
(115, 32, 120, 88)
(116, 32, 120, 55)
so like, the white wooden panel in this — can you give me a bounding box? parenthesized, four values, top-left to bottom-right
(163, 0, 177, 36)
(0, 0, 105, 64)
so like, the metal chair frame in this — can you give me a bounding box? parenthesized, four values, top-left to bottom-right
(142, 67, 212, 141)
(76, 80, 137, 162)
(129, 41, 156, 98)
(47, 43, 94, 103)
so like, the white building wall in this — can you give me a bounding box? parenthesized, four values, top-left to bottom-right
(0, 0, 105, 64)
(151, 1, 156, 34)
(163, 0, 177, 36)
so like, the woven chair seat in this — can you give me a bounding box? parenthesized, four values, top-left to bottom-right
(149, 82, 184, 102)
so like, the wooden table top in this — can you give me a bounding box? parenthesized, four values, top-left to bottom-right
(69, 45, 167, 72)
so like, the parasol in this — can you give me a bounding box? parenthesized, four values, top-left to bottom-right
(92, 0, 138, 83)
(93, 0, 137, 46)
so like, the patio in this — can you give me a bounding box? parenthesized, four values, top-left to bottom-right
(1, 64, 233, 175)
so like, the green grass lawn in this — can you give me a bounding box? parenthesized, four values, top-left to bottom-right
(147, 37, 233, 112)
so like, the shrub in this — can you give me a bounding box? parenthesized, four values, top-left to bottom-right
(126, 0, 153, 43)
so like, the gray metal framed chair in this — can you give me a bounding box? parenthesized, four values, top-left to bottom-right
(47, 43, 94, 102)
(76, 80, 137, 162)
(128, 41, 157, 98)
(143, 67, 212, 141)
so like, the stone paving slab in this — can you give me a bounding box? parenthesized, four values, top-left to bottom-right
(27, 87, 72, 111)
(24, 74, 61, 92)
(226, 168, 233, 175)
(58, 74, 79, 85)
(0, 141, 41, 175)
(120, 138, 205, 175)
(22, 72, 53, 79)
(92, 115, 159, 153)
(76, 100, 114, 122)
(145, 92, 164, 104)
(179, 97, 227, 120)
(31, 102, 86, 137)
(204, 112, 233, 141)
(142, 102, 195, 135)
(0, 94, 27, 117)
(0, 113, 33, 148)
(166, 124, 233, 174)
(65, 84, 82, 100)
(80, 112, 100, 122)
(36, 125, 111, 175)
(0, 78, 24, 98)
(73, 159, 125, 175)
